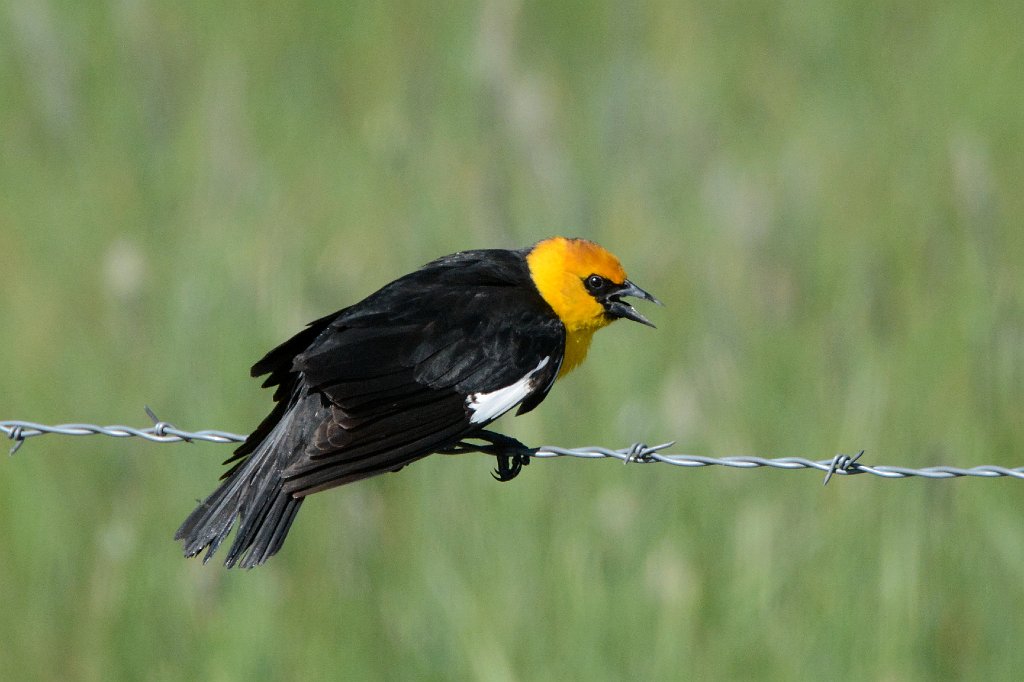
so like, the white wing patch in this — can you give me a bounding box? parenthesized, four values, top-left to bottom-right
(466, 357, 550, 425)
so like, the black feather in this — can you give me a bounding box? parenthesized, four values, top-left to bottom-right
(176, 247, 565, 567)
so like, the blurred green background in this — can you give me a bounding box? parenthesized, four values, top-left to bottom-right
(2, 1, 1023, 680)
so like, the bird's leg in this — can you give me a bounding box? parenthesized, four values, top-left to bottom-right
(435, 430, 534, 481)
(470, 430, 533, 482)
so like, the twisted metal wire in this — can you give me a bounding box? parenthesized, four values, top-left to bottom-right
(0, 408, 247, 454)
(4, 410, 1024, 484)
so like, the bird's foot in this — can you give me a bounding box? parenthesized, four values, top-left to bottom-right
(437, 430, 534, 482)
(492, 450, 530, 482)
(472, 430, 532, 483)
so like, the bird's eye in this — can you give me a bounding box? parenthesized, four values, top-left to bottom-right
(584, 274, 607, 293)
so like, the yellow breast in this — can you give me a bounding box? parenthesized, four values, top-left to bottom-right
(559, 326, 598, 378)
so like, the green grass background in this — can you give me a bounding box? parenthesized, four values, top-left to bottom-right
(2, 1, 1023, 679)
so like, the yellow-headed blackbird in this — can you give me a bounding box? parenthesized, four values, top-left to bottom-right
(176, 236, 659, 567)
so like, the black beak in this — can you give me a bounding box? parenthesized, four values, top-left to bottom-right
(605, 280, 662, 328)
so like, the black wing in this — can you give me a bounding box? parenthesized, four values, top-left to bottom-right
(238, 249, 564, 496)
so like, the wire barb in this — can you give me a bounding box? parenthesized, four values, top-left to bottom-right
(2, 413, 1024, 481)
(823, 450, 865, 486)
(7, 424, 25, 455)
(145, 405, 191, 442)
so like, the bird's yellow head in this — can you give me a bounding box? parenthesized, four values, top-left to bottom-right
(526, 236, 660, 376)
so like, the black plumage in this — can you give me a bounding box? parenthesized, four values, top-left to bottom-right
(176, 249, 564, 568)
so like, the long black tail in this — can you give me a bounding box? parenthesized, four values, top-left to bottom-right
(175, 402, 305, 569)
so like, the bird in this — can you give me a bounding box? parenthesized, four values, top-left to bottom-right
(176, 236, 660, 568)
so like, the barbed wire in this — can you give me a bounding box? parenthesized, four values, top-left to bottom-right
(3, 409, 1024, 485)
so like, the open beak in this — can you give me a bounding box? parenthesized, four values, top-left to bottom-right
(605, 279, 662, 328)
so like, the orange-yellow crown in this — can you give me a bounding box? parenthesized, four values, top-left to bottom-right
(526, 236, 630, 377)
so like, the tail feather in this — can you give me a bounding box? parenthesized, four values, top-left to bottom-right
(175, 401, 306, 568)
